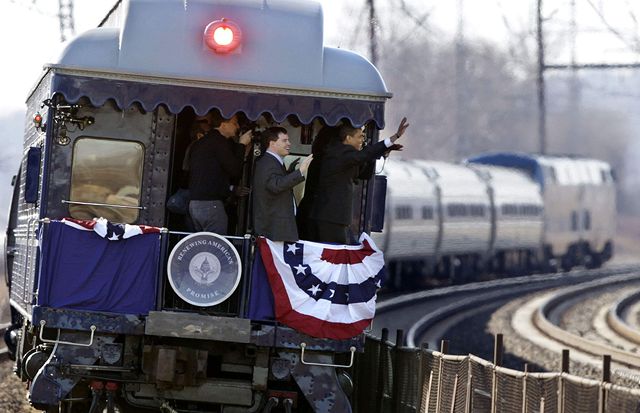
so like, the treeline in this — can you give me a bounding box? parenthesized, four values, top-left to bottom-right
(339, 13, 636, 213)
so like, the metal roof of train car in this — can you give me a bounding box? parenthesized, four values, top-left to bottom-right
(37, 0, 390, 127)
(466, 152, 614, 188)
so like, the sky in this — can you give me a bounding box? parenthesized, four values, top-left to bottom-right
(1, 0, 638, 115)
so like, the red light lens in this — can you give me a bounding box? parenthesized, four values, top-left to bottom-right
(213, 26, 234, 46)
(204, 19, 242, 53)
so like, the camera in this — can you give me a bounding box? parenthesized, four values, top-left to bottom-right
(240, 121, 263, 142)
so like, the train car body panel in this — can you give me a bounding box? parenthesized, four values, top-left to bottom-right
(372, 159, 439, 260)
(413, 160, 492, 256)
(5, 1, 392, 412)
(468, 152, 616, 269)
(470, 164, 543, 252)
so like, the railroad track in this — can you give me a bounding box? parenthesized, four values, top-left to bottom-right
(513, 269, 640, 371)
(607, 290, 640, 345)
(373, 264, 640, 353)
(380, 264, 640, 346)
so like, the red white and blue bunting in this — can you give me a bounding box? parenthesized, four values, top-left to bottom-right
(257, 233, 385, 339)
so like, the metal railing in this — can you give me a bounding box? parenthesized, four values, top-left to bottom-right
(351, 332, 640, 413)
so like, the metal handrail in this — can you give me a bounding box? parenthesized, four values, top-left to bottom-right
(39, 320, 97, 347)
(62, 199, 145, 210)
(299, 342, 356, 368)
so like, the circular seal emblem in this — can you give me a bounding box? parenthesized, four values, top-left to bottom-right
(167, 232, 242, 307)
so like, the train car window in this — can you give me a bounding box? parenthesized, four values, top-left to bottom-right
(600, 168, 614, 183)
(422, 206, 434, 220)
(69, 137, 144, 224)
(469, 204, 485, 217)
(571, 211, 579, 231)
(395, 205, 413, 220)
(583, 210, 591, 230)
(501, 204, 518, 216)
(519, 204, 540, 216)
(447, 203, 467, 217)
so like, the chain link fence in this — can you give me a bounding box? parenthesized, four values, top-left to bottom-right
(351, 335, 640, 412)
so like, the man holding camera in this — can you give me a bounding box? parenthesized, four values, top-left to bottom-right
(187, 113, 253, 234)
(252, 127, 313, 242)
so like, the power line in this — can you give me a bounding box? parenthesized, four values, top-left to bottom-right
(584, 0, 640, 54)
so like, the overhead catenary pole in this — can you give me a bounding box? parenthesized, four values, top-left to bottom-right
(367, 0, 378, 65)
(536, 0, 547, 154)
(455, 0, 468, 158)
(567, 0, 580, 148)
(536, 0, 640, 156)
(58, 0, 75, 42)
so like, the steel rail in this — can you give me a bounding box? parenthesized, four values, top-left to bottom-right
(393, 265, 640, 348)
(606, 289, 640, 345)
(533, 271, 640, 369)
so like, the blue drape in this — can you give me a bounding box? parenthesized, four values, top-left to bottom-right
(37, 221, 160, 315)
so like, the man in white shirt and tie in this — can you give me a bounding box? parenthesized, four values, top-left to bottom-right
(252, 127, 313, 242)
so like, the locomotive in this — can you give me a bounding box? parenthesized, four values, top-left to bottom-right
(373, 153, 616, 288)
(2, 1, 392, 412)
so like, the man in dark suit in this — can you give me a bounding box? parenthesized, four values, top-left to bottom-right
(252, 127, 313, 242)
(187, 113, 252, 234)
(307, 118, 409, 244)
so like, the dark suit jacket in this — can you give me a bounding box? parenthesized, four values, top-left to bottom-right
(310, 140, 388, 226)
(252, 152, 305, 242)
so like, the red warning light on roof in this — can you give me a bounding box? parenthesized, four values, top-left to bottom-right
(204, 18, 242, 54)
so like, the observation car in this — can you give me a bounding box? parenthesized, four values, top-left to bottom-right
(2, 1, 391, 412)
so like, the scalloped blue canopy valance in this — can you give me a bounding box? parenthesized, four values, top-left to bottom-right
(50, 74, 386, 129)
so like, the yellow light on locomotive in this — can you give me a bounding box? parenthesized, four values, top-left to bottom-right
(204, 18, 242, 54)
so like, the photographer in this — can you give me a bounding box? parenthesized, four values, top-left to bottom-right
(186, 112, 253, 234)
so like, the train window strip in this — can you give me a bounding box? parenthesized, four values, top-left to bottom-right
(447, 203, 467, 217)
(583, 210, 591, 230)
(422, 206, 434, 220)
(395, 205, 413, 220)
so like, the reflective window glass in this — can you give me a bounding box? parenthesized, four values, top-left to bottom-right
(69, 138, 144, 223)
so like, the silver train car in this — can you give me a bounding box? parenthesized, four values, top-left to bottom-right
(374, 152, 615, 287)
(2, 1, 392, 412)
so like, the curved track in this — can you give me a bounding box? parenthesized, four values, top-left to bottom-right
(374, 264, 640, 353)
(607, 290, 640, 345)
(515, 271, 640, 370)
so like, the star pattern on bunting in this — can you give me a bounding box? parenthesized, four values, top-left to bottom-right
(294, 264, 307, 275)
(286, 243, 300, 254)
(308, 284, 321, 296)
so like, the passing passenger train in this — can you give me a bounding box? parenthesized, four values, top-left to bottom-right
(373, 153, 616, 288)
(2, 1, 392, 412)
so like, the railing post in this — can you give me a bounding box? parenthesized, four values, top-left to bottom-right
(522, 363, 528, 413)
(491, 334, 501, 413)
(436, 340, 448, 413)
(558, 349, 569, 413)
(376, 328, 389, 413)
(561, 349, 570, 373)
(450, 374, 459, 413)
(465, 355, 472, 413)
(419, 342, 429, 412)
(392, 329, 404, 413)
(493, 333, 503, 367)
(600, 355, 611, 413)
